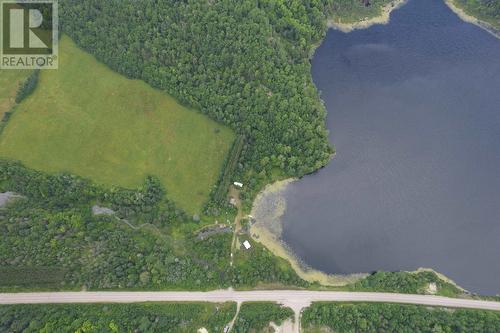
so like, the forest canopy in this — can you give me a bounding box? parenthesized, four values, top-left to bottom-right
(59, 0, 336, 200)
(453, 0, 500, 29)
(0, 303, 236, 333)
(302, 302, 500, 333)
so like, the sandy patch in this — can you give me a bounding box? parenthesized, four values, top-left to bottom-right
(428, 282, 438, 294)
(0, 192, 21, 208)
(415, 267, 466, 292)
(327, 0, 408, 32)
(270, 319, 295, 333)
(91, 205, 115, 216)
(250, 179, 367, 286)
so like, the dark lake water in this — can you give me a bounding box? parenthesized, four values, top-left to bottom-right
(282, 0, 500, 295)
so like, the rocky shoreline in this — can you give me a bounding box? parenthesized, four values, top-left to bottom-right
(443, 0, 499, 39)
(327, 0, 408, 33)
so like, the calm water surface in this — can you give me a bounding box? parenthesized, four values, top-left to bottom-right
(282, 0, 500, 295)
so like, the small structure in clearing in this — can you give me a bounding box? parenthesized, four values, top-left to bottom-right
(233, 181, 243, 188)
(243, 240, 252, 250)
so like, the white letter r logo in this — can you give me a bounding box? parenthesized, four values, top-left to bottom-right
(9, 8, 47, 48)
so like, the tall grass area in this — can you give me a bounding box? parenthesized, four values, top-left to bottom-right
(0, 36, 234, 213)
(0, 70, 31, 116)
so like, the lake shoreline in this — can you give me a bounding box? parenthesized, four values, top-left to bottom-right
(254, 0, 497, 294)
(443, 0, 499, 39)
(250, 178, 368, 286)
(249, 179, 466, 291)
(327, 0, 408, 33)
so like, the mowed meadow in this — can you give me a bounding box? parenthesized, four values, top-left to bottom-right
(0, 36, 235, 213)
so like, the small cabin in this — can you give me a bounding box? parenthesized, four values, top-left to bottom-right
(233, 181, 243, 188)
(243, 240, 251, 250)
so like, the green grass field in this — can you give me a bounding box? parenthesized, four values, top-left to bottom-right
(0, 69, 31, 116)
(0, 36, 234, 213)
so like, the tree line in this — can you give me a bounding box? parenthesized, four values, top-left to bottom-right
(233, 302, 294, 332)
(0, 161, 308, 291)
(0, 302, 236, 333)
(302, 302, 500, 332)
(0, 160, 186, 225)
(59, 0, 336, 206)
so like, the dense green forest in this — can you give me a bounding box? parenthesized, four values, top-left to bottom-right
(0, 161, 305, 290)
(302, 302, 500, 332)
(0, 197, 229, 290)
(59, 0, 336, 208)
(0, 0, 491, 302)
(232, 238, 307, 288)
(453, 0, 500, 29)
(0, 166, 458, 295)
(0, 159, 454, 293)
(52, 0, 425, 213)
(232, 302, 294, 332)
(0, 160, 184, 226)
(0, 302, 236, 332)
(0, 165, 468, 292)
